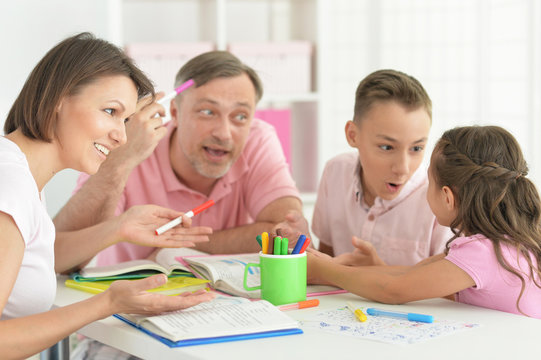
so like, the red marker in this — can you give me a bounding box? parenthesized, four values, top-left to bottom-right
(299, 237, 311, 253)
(155, 200, 214, 235)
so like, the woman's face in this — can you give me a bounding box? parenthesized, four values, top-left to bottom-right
(54, 75, 137, 174)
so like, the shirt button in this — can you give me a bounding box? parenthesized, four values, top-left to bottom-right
(368, 214, 375, 221)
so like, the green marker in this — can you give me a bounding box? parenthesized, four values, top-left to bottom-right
(281, 237, 289, 255)
(273, 236, 282, 255)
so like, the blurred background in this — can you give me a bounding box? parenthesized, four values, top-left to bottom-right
(1, 0, 540, 228)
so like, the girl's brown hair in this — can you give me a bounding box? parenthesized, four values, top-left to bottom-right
(432, 125, 541, 314)
(4, 32, 154, 141)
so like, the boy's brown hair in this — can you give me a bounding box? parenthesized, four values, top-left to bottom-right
(4, 32, 154, 141)
(353, 69, 432, 123)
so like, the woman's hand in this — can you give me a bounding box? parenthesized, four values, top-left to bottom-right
(104, 274, 215, 316)
(116, 205, 213, 248)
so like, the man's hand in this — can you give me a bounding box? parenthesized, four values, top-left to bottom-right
(116, 205, 213, 249)
(272, 210, 310, 241)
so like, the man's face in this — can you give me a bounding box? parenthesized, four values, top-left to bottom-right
(171, 74, 256, 180)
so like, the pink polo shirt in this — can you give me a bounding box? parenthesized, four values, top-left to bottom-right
(75, 119, 300, 265)
(312, 152, 451, 266)
(446, 234, 541, 318)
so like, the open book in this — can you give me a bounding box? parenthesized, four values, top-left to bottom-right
(72, 248, 206, 281)
(180, 253, 345, 298)
(115, 296, 302, 347)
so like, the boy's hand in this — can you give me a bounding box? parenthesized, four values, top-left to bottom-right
(333, 236, 386, 266)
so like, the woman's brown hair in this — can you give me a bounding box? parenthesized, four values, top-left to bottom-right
(432, 125, 541, 314)
(4, 32, 154, 141)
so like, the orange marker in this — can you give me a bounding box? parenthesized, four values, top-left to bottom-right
(299, 237, 311, 253)
(278, 299, 319, 311)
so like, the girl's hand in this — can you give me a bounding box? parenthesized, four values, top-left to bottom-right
(117, 205, 213, 248)
(306, 251, 334, 286)
(104, 274, 215, 315)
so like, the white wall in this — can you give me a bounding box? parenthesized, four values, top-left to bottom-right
(2, 0, 541, 218)
(0, 0, 111, 216)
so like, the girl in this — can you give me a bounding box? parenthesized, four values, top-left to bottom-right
(0, 33, 213, 358)
(308, 125, 541, 318)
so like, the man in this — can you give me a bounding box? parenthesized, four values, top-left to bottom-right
(54, 51, 302, 267)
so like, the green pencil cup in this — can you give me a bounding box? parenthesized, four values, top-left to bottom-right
(243, 251, 307, 306)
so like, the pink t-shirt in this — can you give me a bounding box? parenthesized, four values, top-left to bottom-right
(75, 119, 300, 265)
(446, 234, 541, 318)
(312, 152, 451, 265)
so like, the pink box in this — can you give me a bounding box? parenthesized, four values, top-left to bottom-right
(125, 42, 215, 92)
(254, 109, 291, 170)
(229, 41, 313, 94)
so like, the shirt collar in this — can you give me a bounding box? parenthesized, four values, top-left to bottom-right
(353, 162, 428, 212)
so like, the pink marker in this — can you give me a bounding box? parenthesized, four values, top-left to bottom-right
(157, 78, 195, 105)
(155, 199, 214, 235)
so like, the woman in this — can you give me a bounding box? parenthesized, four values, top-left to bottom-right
(0, 32, 214, 359)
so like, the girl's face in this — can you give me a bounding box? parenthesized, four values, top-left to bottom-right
(55, 75, 137, 174)
(345, 100, 431, 206)
(426, 154, 457, 227)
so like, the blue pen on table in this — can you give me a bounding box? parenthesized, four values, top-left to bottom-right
(366, 308, 433, 323)
(291, 234, 306, 254)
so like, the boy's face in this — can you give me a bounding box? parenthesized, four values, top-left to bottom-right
(345, 100, 431, 206)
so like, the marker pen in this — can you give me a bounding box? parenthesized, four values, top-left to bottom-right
(155, 199, 214, 235)
(157, 79, 195, 105)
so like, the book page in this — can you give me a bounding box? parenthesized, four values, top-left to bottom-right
(184, 254, 261, 298)
(129, 297, 298, 342)
(80, 259, 167, 278)
(183, 254, 345, 298)
(155, 248, 207, 273)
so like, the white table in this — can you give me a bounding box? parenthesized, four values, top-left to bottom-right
(54, 276, 539, 360)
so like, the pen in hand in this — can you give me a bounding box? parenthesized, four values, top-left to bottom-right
(155, 199, 215, 235)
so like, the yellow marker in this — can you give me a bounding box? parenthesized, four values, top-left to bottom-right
(347, 301, 367, 322)
(261, 232, 269, 254)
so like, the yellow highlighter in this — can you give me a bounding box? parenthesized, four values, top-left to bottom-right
(261, 232, 269, 254)
(347, 301, 367, 322)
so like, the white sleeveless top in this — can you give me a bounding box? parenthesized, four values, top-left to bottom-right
(0, 136, 56, 319)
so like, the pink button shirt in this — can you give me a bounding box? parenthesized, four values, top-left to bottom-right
(446, 234, 541, 318)
(312, 152, 451, 266)
(75, 119, 300, 265)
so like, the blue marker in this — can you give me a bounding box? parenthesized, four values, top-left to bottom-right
(291, 234, 306, 254)
(366, 308, 433, 323)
